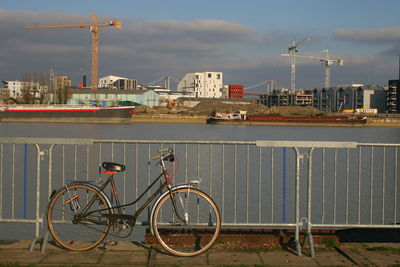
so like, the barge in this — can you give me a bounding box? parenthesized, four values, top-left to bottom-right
(0, 105, 135, 123)
(207, 112, 367, 126)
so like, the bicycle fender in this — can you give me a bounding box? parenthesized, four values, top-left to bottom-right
(50, 181, 113, 214)
(149, 184, 191, 235)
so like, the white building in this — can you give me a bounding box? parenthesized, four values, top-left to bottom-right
(2, 80, 47, 99)
(99, 75, 127, 89)
(177, 72, 223, 98)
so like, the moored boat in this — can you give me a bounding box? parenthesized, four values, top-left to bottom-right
(0, 105, 135, 120)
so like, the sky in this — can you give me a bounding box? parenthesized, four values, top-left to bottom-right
(1, 0, 399, 91)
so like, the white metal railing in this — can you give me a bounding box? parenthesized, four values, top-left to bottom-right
(0, 137, 399, 256)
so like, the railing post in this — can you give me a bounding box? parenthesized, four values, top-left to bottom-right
(293, 147, 302, 256)
(307, 147, 315, 258)
(29, 144, 43, 251)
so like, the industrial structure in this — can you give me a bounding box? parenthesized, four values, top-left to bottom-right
(26, 14, 122, 90)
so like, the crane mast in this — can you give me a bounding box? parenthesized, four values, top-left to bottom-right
(287, 38, 310, 90)
(26, 14, 121, 90)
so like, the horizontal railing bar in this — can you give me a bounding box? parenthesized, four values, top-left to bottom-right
(0, 137, 94, 145)
(94, 139, 257, 145)
(312, 224, 400, 229)
(256, 140, 358, 148)
(0, 219, 41, 223)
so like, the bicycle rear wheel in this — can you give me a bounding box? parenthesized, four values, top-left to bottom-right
(47, 183, 112, 251)
(152, 187, 221, 256)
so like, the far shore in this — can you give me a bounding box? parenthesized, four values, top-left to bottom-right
(1, 113, 400, 127)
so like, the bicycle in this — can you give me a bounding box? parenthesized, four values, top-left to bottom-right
(46, 148, 221, 256)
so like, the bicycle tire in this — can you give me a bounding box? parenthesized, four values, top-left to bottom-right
(152, 187, 221, 256)
(47, 183, 112, 251)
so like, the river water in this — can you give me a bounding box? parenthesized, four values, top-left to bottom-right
(1, 122, 399, 241)
(2, 122, 400, 142)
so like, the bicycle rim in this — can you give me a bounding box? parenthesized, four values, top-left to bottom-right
(47, 184, 111, 251)
(152, 188, 221, 256)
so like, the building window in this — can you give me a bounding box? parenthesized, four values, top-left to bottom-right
(217, 74, 221, 79)
(208, 73, 212, 78)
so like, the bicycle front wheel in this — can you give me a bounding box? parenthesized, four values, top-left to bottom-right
(152, 187, 221, 256)
(47, 184, 112, 251)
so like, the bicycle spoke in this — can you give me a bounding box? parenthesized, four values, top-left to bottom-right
(152, 188, 220, 256)
(47, 184, 111, 251)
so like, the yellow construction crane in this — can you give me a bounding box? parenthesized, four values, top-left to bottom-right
(26, 14, 121, 90)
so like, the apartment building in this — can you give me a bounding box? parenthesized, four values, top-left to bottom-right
(177, 72, 223, 98)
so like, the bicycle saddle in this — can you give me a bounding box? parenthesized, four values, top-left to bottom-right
(102, 162, 126, 172)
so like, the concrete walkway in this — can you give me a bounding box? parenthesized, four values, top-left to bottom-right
(0, 240, 400, 266)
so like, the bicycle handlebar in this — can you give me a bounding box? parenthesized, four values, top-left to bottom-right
(151, 148, 173, 160)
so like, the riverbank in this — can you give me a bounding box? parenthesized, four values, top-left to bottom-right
(2, 113, 400, 127)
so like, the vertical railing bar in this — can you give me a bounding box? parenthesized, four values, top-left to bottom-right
(74, 145, 77, 180)
(258, 147, 262, 224)
(62, 145, 65, 221)
(271, 147, 274, 223)
(345, 148, 350, 224)
(185, 144, 188, 182)
(322, 148, 325, 224)
(209, 144, 213, 197)
(333, 148, 337, 224)
(307, 147, 315, 258)
(358, 146, 362, 224)
(293, 147, 302, 256)
(99, 143, 102, 166)
(111, 142, 114, 162)
(246, 144, 249, 223)
(48, 144, 55, 199)
(34, 144, 41, 239)
(234, 144, 237, 224)
(172, 143, 176, 183)
(394, 147, 398, 226)
(11, 144, 15, 219)
(135, 143, 139, 211)
(148, 144, 153, 200)
(382, 147, 386, 225)
(222, 144, 225, 222)
(370, 147, 374, 224)
(86, 145, 90, 181)
(271, 147, 275, 223)
(197, 144, 200, 188)
(0, 144, 2, 219)
(123, 143, 126, 205)
(62, 145, 65, 184)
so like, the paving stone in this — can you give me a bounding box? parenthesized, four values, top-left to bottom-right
(100, 250, 148, 265)
(360, 251, 400, 266)
(0, 249, 47, 264)
(209, 251, 262, 265)
(313, 251, 355, 266)
(260, 251, 318, 266)
(0, 240, 31, 249)
(42, 249, 104, 264)
(155, 252, 208, 266)
(101, 241, 150, 251)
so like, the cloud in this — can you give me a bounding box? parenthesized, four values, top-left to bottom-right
(333, 26, 400, 44)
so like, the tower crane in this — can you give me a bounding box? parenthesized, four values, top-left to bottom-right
(281, 50, 344, 89)
(287, 38, 310, 90)
(26, 14, 121, 90)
